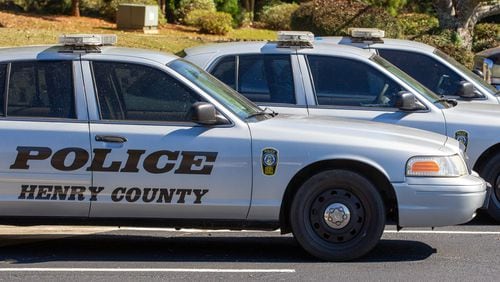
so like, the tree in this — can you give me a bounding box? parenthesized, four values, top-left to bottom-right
(71, 0, 80, 17)
(433, 0, 500, 49)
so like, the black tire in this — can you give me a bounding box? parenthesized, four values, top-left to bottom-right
(479, 154, 500, 222)
(290, 169, 385, 261)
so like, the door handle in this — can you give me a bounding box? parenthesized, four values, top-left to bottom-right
(95, 135, 127, 143)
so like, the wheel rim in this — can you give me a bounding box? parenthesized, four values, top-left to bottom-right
(310, 189, 365, 243)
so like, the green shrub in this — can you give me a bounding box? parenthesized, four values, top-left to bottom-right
(176, 0, 216, 23)
(186, 10, 232, 35)
(397, 13, 439, 36)
(418, 30, 474, 68)
(290, 1, 315, 32)
(214, 0, 240, 24)
(290, 0, 401, 37)
(260, 2, 299, 30)
(2, 0, 72, 14)
(473, 23, 500, 53)
(184, 9, 211, 27)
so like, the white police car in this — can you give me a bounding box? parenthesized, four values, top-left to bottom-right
(0, 34, 487, 261)
(318, 28, 500, 103)
(184, 31, 500, 221)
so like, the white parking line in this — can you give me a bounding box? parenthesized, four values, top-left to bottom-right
(383, 230, 500, 235)
(0, 268, 295, 273)
(119, 227, 500, 235)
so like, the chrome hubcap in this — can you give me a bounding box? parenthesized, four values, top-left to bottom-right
(323, 203, 351, 229)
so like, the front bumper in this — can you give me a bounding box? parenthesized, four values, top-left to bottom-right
(393, 173, 487, 227)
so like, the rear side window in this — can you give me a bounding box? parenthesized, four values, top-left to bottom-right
(210, 54, 296, 104)
(0, 64, 6, 116)
(307, 55, 403, 107)
(92, 61, 202, 122)
(211, 56, 236, 89)
(378, 49, 462, 96)
(7, 61, 75, 118)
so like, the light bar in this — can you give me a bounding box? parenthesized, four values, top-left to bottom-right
(277, 31, 314, 48)
(59, 34, 117, 46)
(348, 28, 385, 39)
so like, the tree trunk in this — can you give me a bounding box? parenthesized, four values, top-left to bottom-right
(71, 0, 80, 17)
(433, 0, 500, 50)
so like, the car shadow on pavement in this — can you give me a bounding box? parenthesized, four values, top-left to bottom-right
(0, 234, 435, 264)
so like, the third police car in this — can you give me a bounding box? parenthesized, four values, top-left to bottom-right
(0, 34, 487, 261)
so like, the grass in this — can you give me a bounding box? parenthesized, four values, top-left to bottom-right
(0, 11, 277, 54)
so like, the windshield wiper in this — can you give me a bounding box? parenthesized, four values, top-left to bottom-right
(246, 107, 278, 119)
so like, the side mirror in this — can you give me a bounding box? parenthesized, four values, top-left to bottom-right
(473, 69, 484, 78)
(191, 102, 218, 125)
(395, 91, 421, 111)
(456, 81, 476, 98)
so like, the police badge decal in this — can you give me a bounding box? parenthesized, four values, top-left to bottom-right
(455, 130, 469, 151)
(262, 148, 278, 176)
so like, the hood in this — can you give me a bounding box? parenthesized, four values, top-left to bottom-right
(450, 102, 500, 117)
(250, 114, 452, 155)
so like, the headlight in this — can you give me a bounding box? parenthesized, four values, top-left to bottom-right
(406, 155, 468, 177)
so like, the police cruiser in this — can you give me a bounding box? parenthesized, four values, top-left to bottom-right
(317, 28, 500, 103)
(0, 34, 486, 261)
(184, 31, 500, 221)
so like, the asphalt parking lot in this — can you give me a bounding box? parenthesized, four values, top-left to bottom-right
(0, 214, 498, 282)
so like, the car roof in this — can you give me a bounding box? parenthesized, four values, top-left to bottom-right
(184, 40, 374, 59)
(0, 45, 178, 64)
(316, 36, 437, 53)
(475, 46, 500, 58)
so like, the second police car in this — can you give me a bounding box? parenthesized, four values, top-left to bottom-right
(0, 34, 487, 261)
(183, 31, 500, 221)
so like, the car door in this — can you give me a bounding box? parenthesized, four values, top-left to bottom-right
(0, 59, 92, 217)
(299, 54, 447, 134)
(82, 59, 252, 219)
(208, 53, 308, 115)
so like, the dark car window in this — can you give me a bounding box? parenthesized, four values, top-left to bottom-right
(307, 55, 404, 107)
(378, 49, 463, 97)
(7, 61, 75, 118)
(210, 54, 296, 104)
(211, 56, 236, 89)
(0, 64, 6, 116)
(92, 62, 202, 122)
(238, 55, 295, 104)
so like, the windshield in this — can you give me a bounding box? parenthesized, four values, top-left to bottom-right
(168, 59, 263, 120)
(372, 55, 451, 108)
(434, 49, 498, 94)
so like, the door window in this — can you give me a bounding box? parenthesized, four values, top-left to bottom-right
(6, 61, 75, 118)
(211, 56, 236, 89)
(0, 64, 5, 116)
(378, 49, 463, 96)
(210, 55, 296, 104)
(307, 55, 403, 107)
(92, 62, 202, 122)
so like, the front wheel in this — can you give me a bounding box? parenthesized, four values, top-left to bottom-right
(290, 170, 385, 261)
(479, 154, 500, 221)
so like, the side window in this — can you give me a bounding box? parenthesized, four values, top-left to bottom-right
(92, 62, 202, 122)
(378, 49, 463, 96)
(237, 55, 295, 104)
(210, 56, 236, 89)
(0, 64, 5, 116)
(7, 61, 75, 118)
(307, 55, 404, 107)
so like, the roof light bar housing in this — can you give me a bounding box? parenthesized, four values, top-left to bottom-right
(276, 31, 314, 49)
(58, 34, 117, 53)
(348, 28, 385, 43)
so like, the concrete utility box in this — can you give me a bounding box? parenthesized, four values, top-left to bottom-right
(117, 4, 158, 31)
